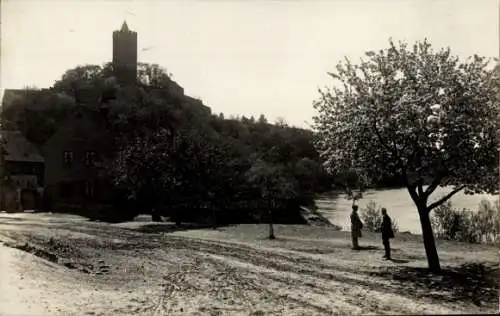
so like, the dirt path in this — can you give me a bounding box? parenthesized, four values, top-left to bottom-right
(0, 213, 498, 315)
(0, 244, 46, 315)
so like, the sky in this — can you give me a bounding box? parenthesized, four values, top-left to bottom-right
(1, 0, 498, 128)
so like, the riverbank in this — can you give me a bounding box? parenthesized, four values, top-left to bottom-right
(316, 187, 498, 234)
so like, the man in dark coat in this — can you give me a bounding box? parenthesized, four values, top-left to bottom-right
(350, 205, 363, 250)
(380, 208, 394, 260)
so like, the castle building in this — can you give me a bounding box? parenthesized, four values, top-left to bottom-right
(1, 21, 210, 214)
(112, 21, 138, 86)
(40, 21, 140, 214)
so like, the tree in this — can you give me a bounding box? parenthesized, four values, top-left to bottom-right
(0, 125, 6, 212)
(137, 63, 179, 92)
(110, 125, 242, 224)
(257, 114, 268, 124)
(1, 89, 76, 145)
(313, 39, 499, 272)
(52, 64, 107, 103)
(111, 128, 178, 219)
(293, 157, 322, 194)
(338, 169, 369, 207)
(274, 117, 288, 127)
(170, 130, 242, 227)
(52, 63, 180, 107)
(246, 160, 298, 239)
(493, 61, 500, 195)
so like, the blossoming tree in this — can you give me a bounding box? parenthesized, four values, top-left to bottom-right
(313, 39, 499, 272)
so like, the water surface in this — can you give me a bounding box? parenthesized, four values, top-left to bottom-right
(315, 186, 498, 234)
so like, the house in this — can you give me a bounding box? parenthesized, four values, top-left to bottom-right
(42, 106, 113, 213)
(0, 130, 45, 211)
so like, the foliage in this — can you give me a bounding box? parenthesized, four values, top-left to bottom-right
(334, 169, 370, 207)
(313, 38, 498, 272)
(52, 64, 107, 101)
(475, 199, 500, 244)
(245, 160, 299, 209)
(314, 39, 498, 198)
(3, 60, 332, 226)
(51, 62, 179, 99)
(431, 202, 467, 242)
(111, 126, 309, 225)
(108, 103, 324, 224)
(431, 200, 500, 244)
(137, 63, 173, 88)
(1, 89, 76, 145)
(360, 200, 399, 233)
(492, 62, 500, 103)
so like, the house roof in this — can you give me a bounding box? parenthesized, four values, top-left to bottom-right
(1, 130, 44, 163)
(1, 88, 56, 111)
(121, 21, 130, 32)
(43, 105, 111, 148)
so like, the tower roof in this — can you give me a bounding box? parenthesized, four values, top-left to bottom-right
(120, 21, 130, 32)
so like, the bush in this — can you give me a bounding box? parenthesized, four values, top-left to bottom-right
(431, 201, 465, 241)
(360, 200, 399, 233)
(475, 199, 500, 244)
(431, 199, 500, 244)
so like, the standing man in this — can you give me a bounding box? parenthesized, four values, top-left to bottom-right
(350, 205, 363, 250)
(381, 208, 395, 260)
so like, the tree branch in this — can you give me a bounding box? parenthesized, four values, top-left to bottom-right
(417, 178, 424, 196)
(424, 176, 441, 197)
(441, 149, 476, 171)
(427, 185, 466, 213)
(372, 120, 404, 167)
(401, 166, 419, 204)
(424, 168, 448, 197)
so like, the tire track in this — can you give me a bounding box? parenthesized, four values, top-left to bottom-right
(154, 237, 465, 314)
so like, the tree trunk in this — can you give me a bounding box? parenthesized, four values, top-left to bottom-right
(418, 206, 441, 273)
(174, 208, 181, 227)
(212, 207, 217, 230)
(151, 208, 162, 222)
(268, 207, 275, 240)
(268, 222, 275, 240)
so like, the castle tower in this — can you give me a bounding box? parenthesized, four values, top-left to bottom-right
(112, 21, 137, 86)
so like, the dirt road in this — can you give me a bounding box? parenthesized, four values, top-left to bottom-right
(0, 213, 498, 315)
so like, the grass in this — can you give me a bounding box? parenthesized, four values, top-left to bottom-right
(0, 212, 498, 315)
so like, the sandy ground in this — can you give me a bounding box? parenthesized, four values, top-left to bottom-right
(0, 212, 498, 315)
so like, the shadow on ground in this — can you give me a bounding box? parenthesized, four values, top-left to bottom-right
(290, 247, 339, 254)
(132, 223, 235, 234)
(372, 262, 499, 307)
(357, 245, 379, 250)
(0, 215, 26, 222)
(389, 258, 410, 264)
(3, 241, 59, 263)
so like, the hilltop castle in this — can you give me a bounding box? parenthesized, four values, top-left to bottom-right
(1, 21, 209, 213)
(112, 21, 138, 86)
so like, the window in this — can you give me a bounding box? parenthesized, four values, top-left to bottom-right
(63, 151, 74, 166)
(60, 183, 73, 198)
(26, 179, 35, 189)
(85, 180, 95, 197)
(85, 151, 96, 166)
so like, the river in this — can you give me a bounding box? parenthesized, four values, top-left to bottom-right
(315, 186, 498, 235)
